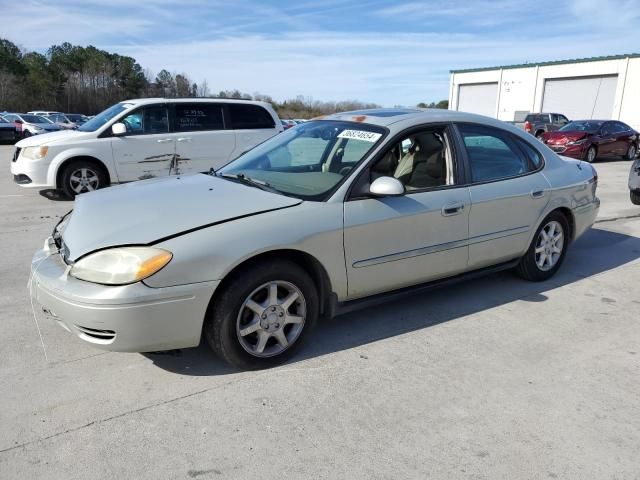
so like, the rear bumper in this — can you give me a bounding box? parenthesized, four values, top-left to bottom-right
(572, 197, 600, 240)
(629, 159, 640, 191)
(31, 240, 218, 352)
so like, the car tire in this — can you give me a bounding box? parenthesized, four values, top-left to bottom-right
(23, 130, 31, 138)
(585, 146, 597, 163)
(535, 130, 545, 140)
(631, 190, 640, 205)
(60, 160, 108, 198)
(624, 144, 637, 160)
(204, 260, 319, 370)
(516, 211, 569, 282)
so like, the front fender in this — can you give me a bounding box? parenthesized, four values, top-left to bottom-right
(47, 146, 118, 187)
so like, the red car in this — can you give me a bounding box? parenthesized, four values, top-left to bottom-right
(542, 120, 638, 162)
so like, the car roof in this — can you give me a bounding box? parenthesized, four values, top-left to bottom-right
(119, 97, 274, 108)
(320, 108, 515, 129)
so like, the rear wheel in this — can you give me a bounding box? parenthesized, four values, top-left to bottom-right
(60, 160, 108, 198)
(624, 144, 637, 160)
(204, 260, 318, 370)
(631, 190, 640, 205)
(585, 146, 597, 163)
(516, 211, 569, 281)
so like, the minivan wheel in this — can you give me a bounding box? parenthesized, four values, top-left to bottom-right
(585, 146, 597, 163)
(204, 260, 318, 370)
(60, 160, 107, 198)
(516, 211, 569, 281)
(631, 190, 640, 205)
(625, 144, 637, 160)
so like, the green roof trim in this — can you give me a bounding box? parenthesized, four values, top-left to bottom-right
(450, 53, 640, 74)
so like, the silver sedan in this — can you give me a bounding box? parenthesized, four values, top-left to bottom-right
(30, 108, 600, 369)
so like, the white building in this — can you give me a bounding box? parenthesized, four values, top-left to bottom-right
(449, 54, 640, 129)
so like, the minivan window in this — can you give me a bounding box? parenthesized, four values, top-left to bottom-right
(228, 104, 275, 129)
(120, 106, 169, 135)
(175, 103, 224, 132)
(78, 103, 133, 132)
(458, 124, 532, 183)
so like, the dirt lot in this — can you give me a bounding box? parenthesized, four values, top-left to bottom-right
(0, 144, 639, 479)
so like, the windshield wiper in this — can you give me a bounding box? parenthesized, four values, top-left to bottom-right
(216, 172, 280, 194)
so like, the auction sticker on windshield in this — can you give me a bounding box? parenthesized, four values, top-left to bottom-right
(337, 130, 382, 142)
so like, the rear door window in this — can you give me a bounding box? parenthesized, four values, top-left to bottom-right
(458, 124, 533, 183)
(228, 104, 275, 129)
(175, 103, 224, 132)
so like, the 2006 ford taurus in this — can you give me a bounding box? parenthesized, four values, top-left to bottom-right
(31, 109, 600, 369)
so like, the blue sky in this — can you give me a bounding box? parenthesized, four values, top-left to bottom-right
(3, 0, 640, 106)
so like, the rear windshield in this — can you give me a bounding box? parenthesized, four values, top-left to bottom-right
(525, 114, 548, 123)
(559, 121, 603, 133)
(22, 114, 48, 123)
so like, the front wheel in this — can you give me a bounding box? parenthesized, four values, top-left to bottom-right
(516, 212, 569, 281)
(585, 146, 597, 163)
(631, 190, 640, 205)
(204, 260, 318, 370)
(60, 160, 108, 198)
(625, 144, 637, 161)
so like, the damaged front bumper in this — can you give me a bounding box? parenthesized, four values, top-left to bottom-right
(30, 237, 219, 352)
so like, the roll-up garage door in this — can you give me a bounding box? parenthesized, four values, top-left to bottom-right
(457, 83, 498, 117)
(542, 76, 618, 120)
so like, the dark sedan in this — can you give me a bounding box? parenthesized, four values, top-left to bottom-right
(0, 115, 17, 143)
(542, 120, 638, 162)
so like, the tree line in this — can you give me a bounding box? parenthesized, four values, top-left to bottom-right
(0, 38, 446, 118)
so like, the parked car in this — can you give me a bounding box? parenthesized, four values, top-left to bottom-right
(0, 115, 18, 143)
(2, 113, 62, 137)
(281, 119, 296, 129)
(11, 98, 283, 197)
(65, 113, 90, 126)
(512, 113, 570, 138)
(629, 157, 640, 204)
(30, 108, 599, 369)
(542, 120, 638, 162)
(27, 110, 61, 117)
(44, 113, 77, 130)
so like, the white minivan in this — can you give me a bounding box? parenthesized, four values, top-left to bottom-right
(12, 98, 283, 197)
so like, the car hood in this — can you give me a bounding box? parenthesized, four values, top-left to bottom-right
(543, 131, 588, 145)
(60, 174, 302, 261)
(16, 129, 93, 147)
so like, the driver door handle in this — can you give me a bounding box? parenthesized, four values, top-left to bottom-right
(530, 190, 545, 199)
(442, 203, 465, 216)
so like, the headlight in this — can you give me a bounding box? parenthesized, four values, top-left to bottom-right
(70, 247, 172, 285)
(567, 138, 588, 146)
(22, 146, 48, 159)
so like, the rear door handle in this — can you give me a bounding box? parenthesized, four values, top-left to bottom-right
(177, 137, 191, 143)
(157, 138, 173, 143)
(442, 203, 465, 216)
(530, 190, 545, 198)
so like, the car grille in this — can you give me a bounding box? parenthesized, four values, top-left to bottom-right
(74, 324, 116, 343)
(12, 147, 21, 162)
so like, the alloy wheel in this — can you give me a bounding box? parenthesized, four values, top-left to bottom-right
(534, 220, 564, 271)
(628, 145, 637, 160)
(236, 280, 306, 358)
(587, 147, 596, 163)
(69, 167, 100, 194)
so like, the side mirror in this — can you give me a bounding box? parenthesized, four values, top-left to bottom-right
(369, 176, 405, 197)
(111, 122, 127, 136)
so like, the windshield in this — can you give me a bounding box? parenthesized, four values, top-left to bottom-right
(560, 121, 603, 133)
(218, 120, 386, 200)
(67, 114, 87, 122)
(78, 103, 133, 132)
